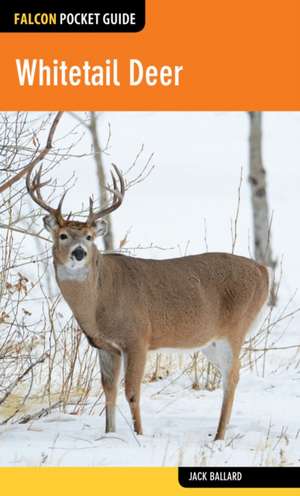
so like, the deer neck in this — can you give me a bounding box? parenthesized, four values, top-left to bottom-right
(54, 248, 120, 353)
(54, 245, 100, 312)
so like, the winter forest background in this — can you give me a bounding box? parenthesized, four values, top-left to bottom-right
(0, 111, 299, 466)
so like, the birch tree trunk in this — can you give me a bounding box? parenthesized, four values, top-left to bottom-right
(89, 112, 114, 251)
(248, 111, 276, 303)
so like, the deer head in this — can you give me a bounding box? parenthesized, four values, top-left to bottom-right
(26, 164, 125, 271)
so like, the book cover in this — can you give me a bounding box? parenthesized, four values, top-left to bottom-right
(0, 1, 299, 494)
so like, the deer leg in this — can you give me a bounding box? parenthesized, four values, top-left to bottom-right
(215, 355, 240, 440)
(98, 350, 121, 433)
(202, 339, 240, 441)
(124, 347, 147, 435)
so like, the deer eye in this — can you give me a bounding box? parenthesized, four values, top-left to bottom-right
(86, 235, 92, 241)
(59, 233, 68, 240)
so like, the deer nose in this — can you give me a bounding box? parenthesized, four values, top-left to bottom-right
(71, 246, 86, 261)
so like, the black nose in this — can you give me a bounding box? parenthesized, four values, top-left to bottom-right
(71, 246, 86, 261)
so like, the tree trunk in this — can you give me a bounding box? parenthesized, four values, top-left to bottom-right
(248, 112, 276, 304)
(89, 112, 114, 251)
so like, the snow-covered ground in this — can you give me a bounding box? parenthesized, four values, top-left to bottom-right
(1, 111, 300, 466)
(0, 364, 299, 466)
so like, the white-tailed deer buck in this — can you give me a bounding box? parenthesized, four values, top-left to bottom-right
(27, 164, 271, 440)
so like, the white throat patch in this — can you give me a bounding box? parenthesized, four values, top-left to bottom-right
(56, 264, 89, 282)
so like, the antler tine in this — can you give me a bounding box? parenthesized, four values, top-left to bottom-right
(34, 166, 52, 203)
(110, 172, 118, 201)
(56, 191, 67, 221)
(26, 164, 66, 226)
(104, 172, 122, 202)
(112, 163, 125, 197)
(26, 164, 52, 212)
(105, 164, 125, 203)
(87, 196, 94, 224)
(89, 197, 94, 215)
(87, 165, 125, 225)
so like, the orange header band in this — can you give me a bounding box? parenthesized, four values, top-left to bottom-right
(1, 0, 300, 110)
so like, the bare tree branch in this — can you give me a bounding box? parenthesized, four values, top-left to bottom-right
(0, 112, 63, 194)
(0, 352, 49, 406)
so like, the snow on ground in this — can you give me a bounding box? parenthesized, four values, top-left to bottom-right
(0, 363, 299, 467)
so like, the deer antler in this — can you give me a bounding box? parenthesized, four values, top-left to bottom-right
(87, 164, 125, 225)
(26, 164, 66, 226)
(27, 160, 124, 227)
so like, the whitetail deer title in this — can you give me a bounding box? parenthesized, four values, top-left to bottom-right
(26, 113, 272, 441)
(15, 58, 184, 87)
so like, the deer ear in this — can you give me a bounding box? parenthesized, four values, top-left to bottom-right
(43, 214, 59, 233)
(94, 219, 107, 237)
